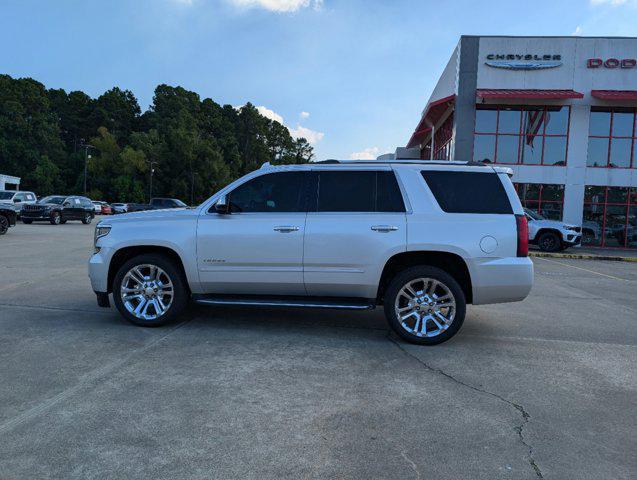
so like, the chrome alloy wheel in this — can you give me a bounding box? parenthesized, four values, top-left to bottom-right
(394, 277, 456, 338)
(120, 264, 174, 321)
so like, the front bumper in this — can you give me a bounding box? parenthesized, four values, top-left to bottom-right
(563, 233, 582, 246)
(471, 257, 534, 305)
(21, 211, 52, 221)
(88, 247, 113, 294)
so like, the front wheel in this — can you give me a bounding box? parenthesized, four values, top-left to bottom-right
(0, 215, 8, 235)
(538, 231, 561, 252)
(384, 266, 466, 345)
(50, 212, 61, 225)
(81, 213, 92, 224)
(112, 254, 188, 327)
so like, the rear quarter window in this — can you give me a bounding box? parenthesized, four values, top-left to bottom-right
(421, 171, 512, 214)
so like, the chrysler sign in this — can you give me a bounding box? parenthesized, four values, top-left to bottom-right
(485, 54, 562, 70)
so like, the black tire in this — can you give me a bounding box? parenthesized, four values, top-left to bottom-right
(60, 219, 67, 224)
(81, 213, 92, 224)
(22, 219, 32, 224)
(50, 211, 61, 225)
(384, 266, 466, 345)
(112, 253, 188, 327)
(538, 231, 561, 252)
(0, 214, 8, 235)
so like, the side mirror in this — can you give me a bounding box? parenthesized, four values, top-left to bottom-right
(63, 201, 71, 207)
(214, 195, 230, 214)
(14, 198, 21, 203)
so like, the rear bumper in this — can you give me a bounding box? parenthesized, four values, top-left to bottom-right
(471, 257, 534, 305)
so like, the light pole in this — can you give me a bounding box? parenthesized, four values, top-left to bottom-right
(82, 144, 95, 195)
(147, 160, 158, 201)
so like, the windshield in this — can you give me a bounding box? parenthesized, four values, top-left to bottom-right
(524, 208, 544, 221)
(38, 196, 66, 205)
(174, 199, 188, 207)
(0, 192, 14, 200)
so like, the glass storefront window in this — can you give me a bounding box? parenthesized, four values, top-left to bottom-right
(587, 138, 610, 167)
(544, 106, 569, 135)
(543, 137, 567, 166)
(514, 183, 564, 221)
(473, 135, 495, 163)
(582, 186, 637, 248)
(498, 108, 521, 134)
(496, 135, 519, 163)
(520, 139, 542, 165)
(474, 105, 569, 165)
(587, 108, 636, 168)
(610, 138, 632, 168)
(589, 110, 611, 136)
(475, 108, 497, 133)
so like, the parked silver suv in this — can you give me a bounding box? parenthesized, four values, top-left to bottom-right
(89, 161, 533, 345)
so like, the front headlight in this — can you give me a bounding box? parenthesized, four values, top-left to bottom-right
(564, 225, 579, 231)
(94, 224, 111, 251)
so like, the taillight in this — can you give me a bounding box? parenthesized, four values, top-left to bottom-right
(515, 214, 528, 257)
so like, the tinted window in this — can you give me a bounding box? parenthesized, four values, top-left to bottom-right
(317, 171, 405, 213)
(421, 171, 512, 214)
(376, 171, 406, 212)
(229, 172, 306, 213)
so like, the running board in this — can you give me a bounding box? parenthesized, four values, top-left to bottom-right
(192, 294, 375, 310)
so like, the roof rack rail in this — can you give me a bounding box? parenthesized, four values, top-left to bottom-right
(311, 159, 489, 167)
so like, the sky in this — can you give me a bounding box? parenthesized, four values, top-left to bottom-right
(1, 0, 636, 160)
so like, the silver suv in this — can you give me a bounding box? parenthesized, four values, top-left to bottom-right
(89, 161, 533, 345)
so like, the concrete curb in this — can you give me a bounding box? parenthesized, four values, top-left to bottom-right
(529, 251, 637, 263)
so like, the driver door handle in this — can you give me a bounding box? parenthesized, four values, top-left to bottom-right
(371, 225, 398, 232)
(274, 225, 300, 233)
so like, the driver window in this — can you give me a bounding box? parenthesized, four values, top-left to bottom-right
(229, 172, 306, 213)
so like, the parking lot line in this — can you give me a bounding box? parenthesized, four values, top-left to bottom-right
(534, 256, 626, 281)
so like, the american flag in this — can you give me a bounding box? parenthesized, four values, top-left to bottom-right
(525, 110, 550, 146)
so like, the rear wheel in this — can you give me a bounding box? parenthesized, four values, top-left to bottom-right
(112, 254, 188, 327)
(538, 231, 561, 252)
(50, 212, 61, 225)
(0, 215, 8, 235)
(22, 219, 32, 224)
(384, 266, 466, 345)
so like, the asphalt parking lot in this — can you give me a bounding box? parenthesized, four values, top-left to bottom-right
(1, 222, 636, 480)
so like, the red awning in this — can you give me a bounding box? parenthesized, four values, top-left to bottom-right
(476, 89, 584, 100)
(406, 94, 455, 148)
(591, 90, 637, 101)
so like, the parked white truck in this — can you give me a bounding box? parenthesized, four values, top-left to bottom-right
(89, 160, 534, 345)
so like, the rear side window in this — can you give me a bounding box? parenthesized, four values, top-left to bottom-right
(316, 171, 405, 213)
(421, 171, 512, 214)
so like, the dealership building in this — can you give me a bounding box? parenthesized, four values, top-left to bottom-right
(394, 36, 637, 248)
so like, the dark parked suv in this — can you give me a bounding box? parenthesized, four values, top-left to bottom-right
(0, 203, 17, 234)
(21, 195, 95, 225)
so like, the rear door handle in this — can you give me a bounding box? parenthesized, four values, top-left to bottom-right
(371, 225, 398, 232)
(274, 225, 300, 233)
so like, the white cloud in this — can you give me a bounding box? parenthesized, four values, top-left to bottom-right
(300, 111, 310, 119)
(236, 104, 324, 144)
(254, 105, 284, 124)
(349, 147, 380, 160)
(228, 0, 323, 12)
(572, 25, 583, 35)
(289, 125, 324, 144)
(170, 0, 195, 5)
